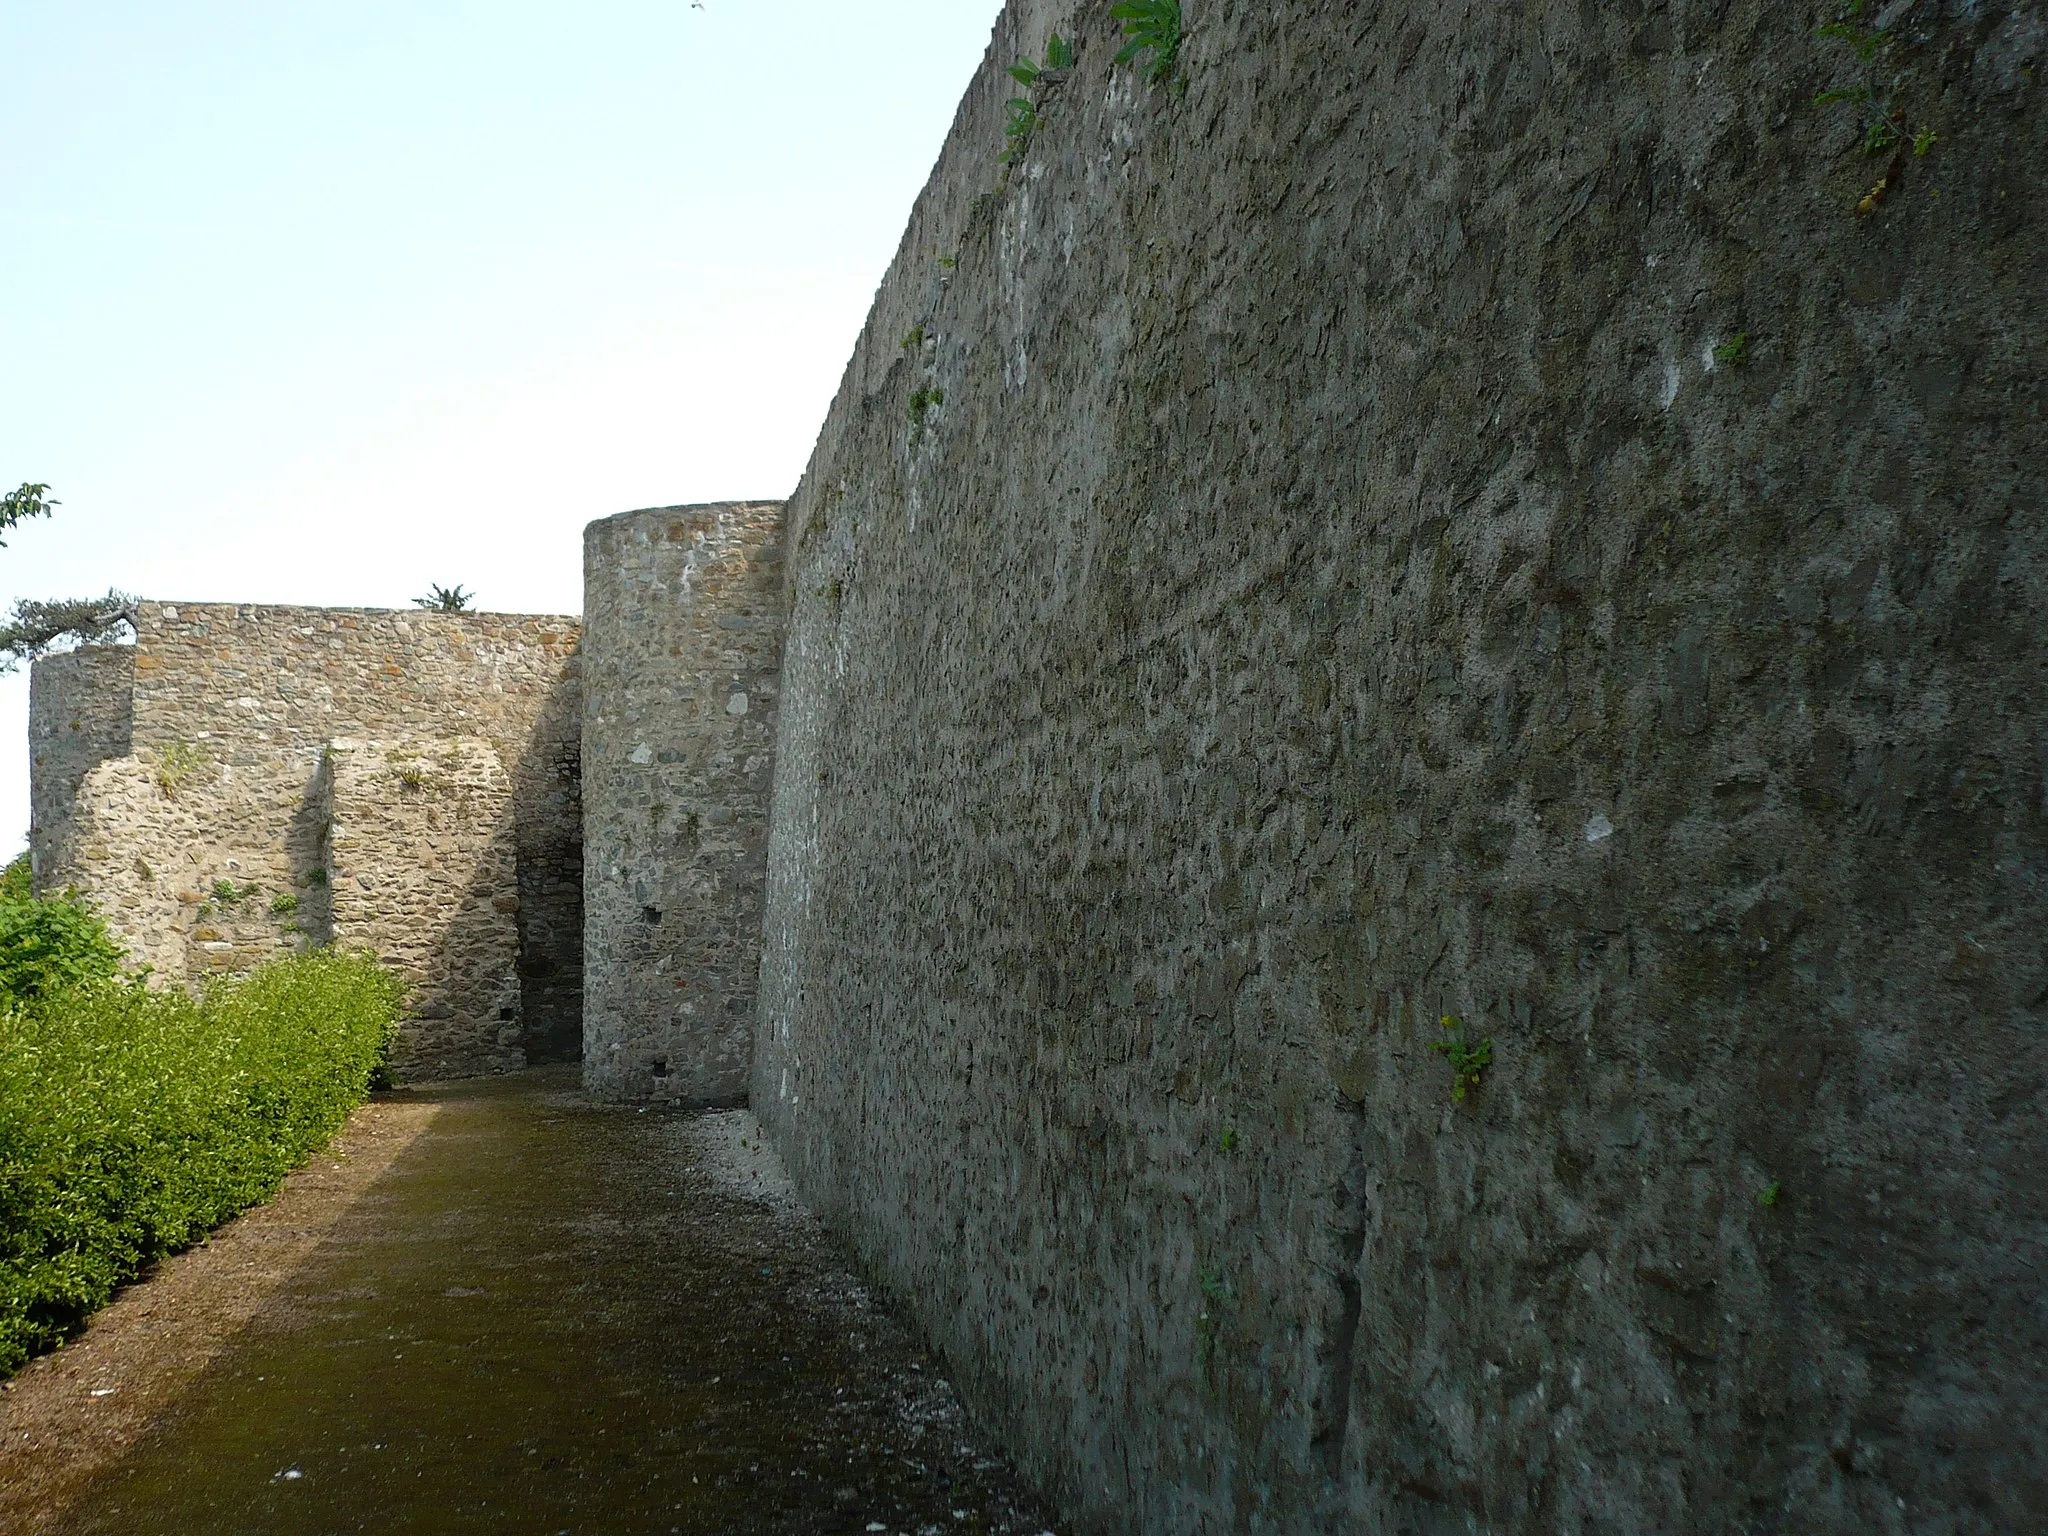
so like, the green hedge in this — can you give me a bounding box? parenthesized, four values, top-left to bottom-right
(0, 949, 404, 1372)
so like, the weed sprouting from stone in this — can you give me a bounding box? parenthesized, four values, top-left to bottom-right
(269, 892, 299, 916)
(1713, 332, 1750, 368)
(1758, 1180, 1783, 1207)
(1113, 0, 1181, 86)
(907, 387, 946, 441)
(1431, 1015, 1492, 1103)
(1812, 0, 1939, 216)
(153, 739, 209, 798)
(1002, 34, 1072, 165)
(211, 878, 258, 907)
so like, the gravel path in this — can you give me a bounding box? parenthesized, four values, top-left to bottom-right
(0, 1067, 1062, 1535)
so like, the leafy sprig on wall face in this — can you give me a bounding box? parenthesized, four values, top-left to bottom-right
(1112, 0, 1181, 86)
(1812, 0, 1939, 215)
(1003, 33, 1073, 164)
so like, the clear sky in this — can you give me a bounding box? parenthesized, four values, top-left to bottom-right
(0, 0, 1005, 854)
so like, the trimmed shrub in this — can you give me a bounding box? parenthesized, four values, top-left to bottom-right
(0, 890, 126, 1002)
(0, 949, 403, 1372)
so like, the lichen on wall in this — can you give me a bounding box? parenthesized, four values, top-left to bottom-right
(754, 2, 2048, 1532)
(581, 503, 785, 1105)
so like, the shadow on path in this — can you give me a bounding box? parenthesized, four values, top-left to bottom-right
(61, 1067, 1059, 1536)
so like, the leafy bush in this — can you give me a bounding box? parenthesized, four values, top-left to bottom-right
(0, 891, 126, 1002)
(0, 853, 30, 900)
(0, 949, 403, 1372)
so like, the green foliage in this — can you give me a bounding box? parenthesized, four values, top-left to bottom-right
(1758, 1180, 1783, 1207)
(209, 878, 257, 907)
(0, 591, 139, 673)
(1713, 332, 1750, 367)
(1113, 0, 1181, 85)
(152, 739, 209, 798)
(1002, 95, 1041, 163)
(268, 892, 299, 916)
(900, 325, 925, 351)
(0, 950, 403, 1373)
(0, 854, 30, 902)
(907, 386, 946, 437)
(0, 484, 57, 547)
(1007, 32, 1072, 88)
(1218, 1126, 1238, 1152)
(413, 583, 475, 613)
(395, 763, 428, 791)
(1812, 1, 1936, 211)
(1431, 1015, 1493, 1103)
(0, 894, 125, 1004)
(299, 867, 330, 889)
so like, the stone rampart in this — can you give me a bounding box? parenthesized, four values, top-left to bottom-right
(581, 503, 785, 1104)
(754, 2, 2048, 1532)
(29, 603, 582, 1077)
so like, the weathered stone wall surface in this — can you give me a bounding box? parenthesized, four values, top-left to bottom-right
(26, 645, 135, 892)
(330, 738, 524, 1079)
(582, 503, 785, 1104)
(756, 2, 2048, 1532)
(30, 603, 582, 1075)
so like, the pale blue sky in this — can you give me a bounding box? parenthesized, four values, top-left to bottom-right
(0, 0, 1005, 852)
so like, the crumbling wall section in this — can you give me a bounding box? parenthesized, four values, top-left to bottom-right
(581, 503, 785, 1104)
(755, 2, 2048, 1533)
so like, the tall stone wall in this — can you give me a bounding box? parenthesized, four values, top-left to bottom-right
(581, 503, 785, 1104)
(329, 738, 524, 1079)
(30, 603, 582, 1077)
(755, 3, 2048, 1533)
(27, 645, 136, 892)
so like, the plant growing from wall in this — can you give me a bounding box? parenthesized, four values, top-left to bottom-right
(1431, 1015, 1492, 1103)
(413, 583, 475, 612)
(210, 878, 258, 907)
(1113, 0, 1181, 86)
(1002, 34, 1073, 165)
(1713, 332, 1750, 368)
(269, 892, 299, 916)
(907, 386, 946, 443)
(152, 739, 209, 798)
(1812, 0, 1938, 215)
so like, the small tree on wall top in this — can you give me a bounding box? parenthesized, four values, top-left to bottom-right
(0, 592, 140, 673)
(414, 584, 476, 612)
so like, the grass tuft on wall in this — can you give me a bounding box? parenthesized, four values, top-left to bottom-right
(0, 942, 403, 1373)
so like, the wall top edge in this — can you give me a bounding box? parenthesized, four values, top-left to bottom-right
(582, 501, 787, 536)
(134, 601, 582, 626)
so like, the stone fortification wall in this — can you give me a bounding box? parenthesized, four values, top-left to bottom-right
(27, 645, 136, 893)
(329, 738, 523, 1079)
(30, 602, 582, 1077)
(755, 3, 2048, 1533)
(582, 503, 785, 1104)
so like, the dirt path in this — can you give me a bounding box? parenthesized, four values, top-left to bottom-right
(0, 1068, 1061, 1536)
